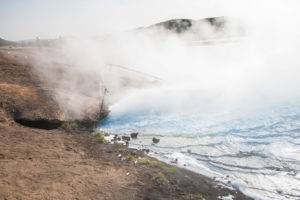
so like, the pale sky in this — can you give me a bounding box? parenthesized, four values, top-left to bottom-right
(0, 0, 293, 41)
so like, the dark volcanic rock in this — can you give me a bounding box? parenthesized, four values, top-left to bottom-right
(152, 137, 160, 144)
(122, 136, 131, 141)
(130, 132, 138, 139)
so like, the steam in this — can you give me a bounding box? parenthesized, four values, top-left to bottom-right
(31, 1, 300, 121)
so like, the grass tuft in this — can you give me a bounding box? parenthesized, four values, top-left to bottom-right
(149, 160, 179, 173)
(128, 154, 135, 161)
(93, 132, 106, 144)
(61, 122, 79, 128)
(150, 161, 165, 168)
(184, 193, 205, 200)
(163, 166, 179, 174)
(71, 122, 78, 127)
(118, 147, 126, 151)
(137, 158, 150, 165)
(152, 172, 167, 185)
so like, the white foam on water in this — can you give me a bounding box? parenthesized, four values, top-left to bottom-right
(218, 194, 234, 200)
(99, 100, 300, 200)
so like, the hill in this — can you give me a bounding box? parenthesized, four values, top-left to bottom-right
(141, 16, 244, 41)
(0, 38, 17, 47)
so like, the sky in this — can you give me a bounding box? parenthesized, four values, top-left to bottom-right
(0, 0, 259, 41)
(0, 0, 297, 41)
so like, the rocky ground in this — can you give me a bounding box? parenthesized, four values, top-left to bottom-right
(0, 48, 252, 200)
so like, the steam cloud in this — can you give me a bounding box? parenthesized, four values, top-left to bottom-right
(31, 0, 300, 121)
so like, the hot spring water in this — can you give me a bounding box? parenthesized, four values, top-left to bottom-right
(98, 42, 300, 199)
(99, 92, 300, 200)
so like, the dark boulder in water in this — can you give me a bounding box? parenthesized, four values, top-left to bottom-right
(142, 149, 150, 154)
(152, 137, 160, 144)
(122, 136, 131, 141)
(130, 132, 138, 139)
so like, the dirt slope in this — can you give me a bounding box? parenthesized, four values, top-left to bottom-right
(0, 48, 252, 200)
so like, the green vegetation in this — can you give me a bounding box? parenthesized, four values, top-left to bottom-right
(163, 166, 179, 174)
(146, 159, 180, 174)
(184, 194, 205, 200)
(61, 122, 79, 128)
(152, 172, 167, 185)
(118, 147, 126, 151)
(72, 122, 79, 127)
(149, 160, 179, 174)
(128, 154, 135, 161)
(137, 158, 150, 165)
(93, 132, 106, 144)
(150, 160, 165, 168)
(5, 100, 9, 105)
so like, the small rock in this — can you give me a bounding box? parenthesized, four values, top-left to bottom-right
(130, 132, 138, 139)
(171, 158, 178, 164)
(288, 171, 296, 176)
(152, 137, 160, 144)
(65, 147, 72, 151)
(276, 189, 282, 194)
(187, 149, 191, 153)
(142, 149, 150, 153)
(122, 136, 131, 141)
(113, 135, 118, 141)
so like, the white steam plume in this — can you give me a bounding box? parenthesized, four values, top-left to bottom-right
(31, 0, 300, 120)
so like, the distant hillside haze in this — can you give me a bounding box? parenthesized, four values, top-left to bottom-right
(153, 19, 194, 33)
(0, 16, 244, 46)
(143, 16, 245, 40)
(0, 38, 17, 46)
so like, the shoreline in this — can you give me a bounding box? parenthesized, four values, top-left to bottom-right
(0, 48, 252, 199)
(0, 123, 252, 200)
(100, 131, 257, 199)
